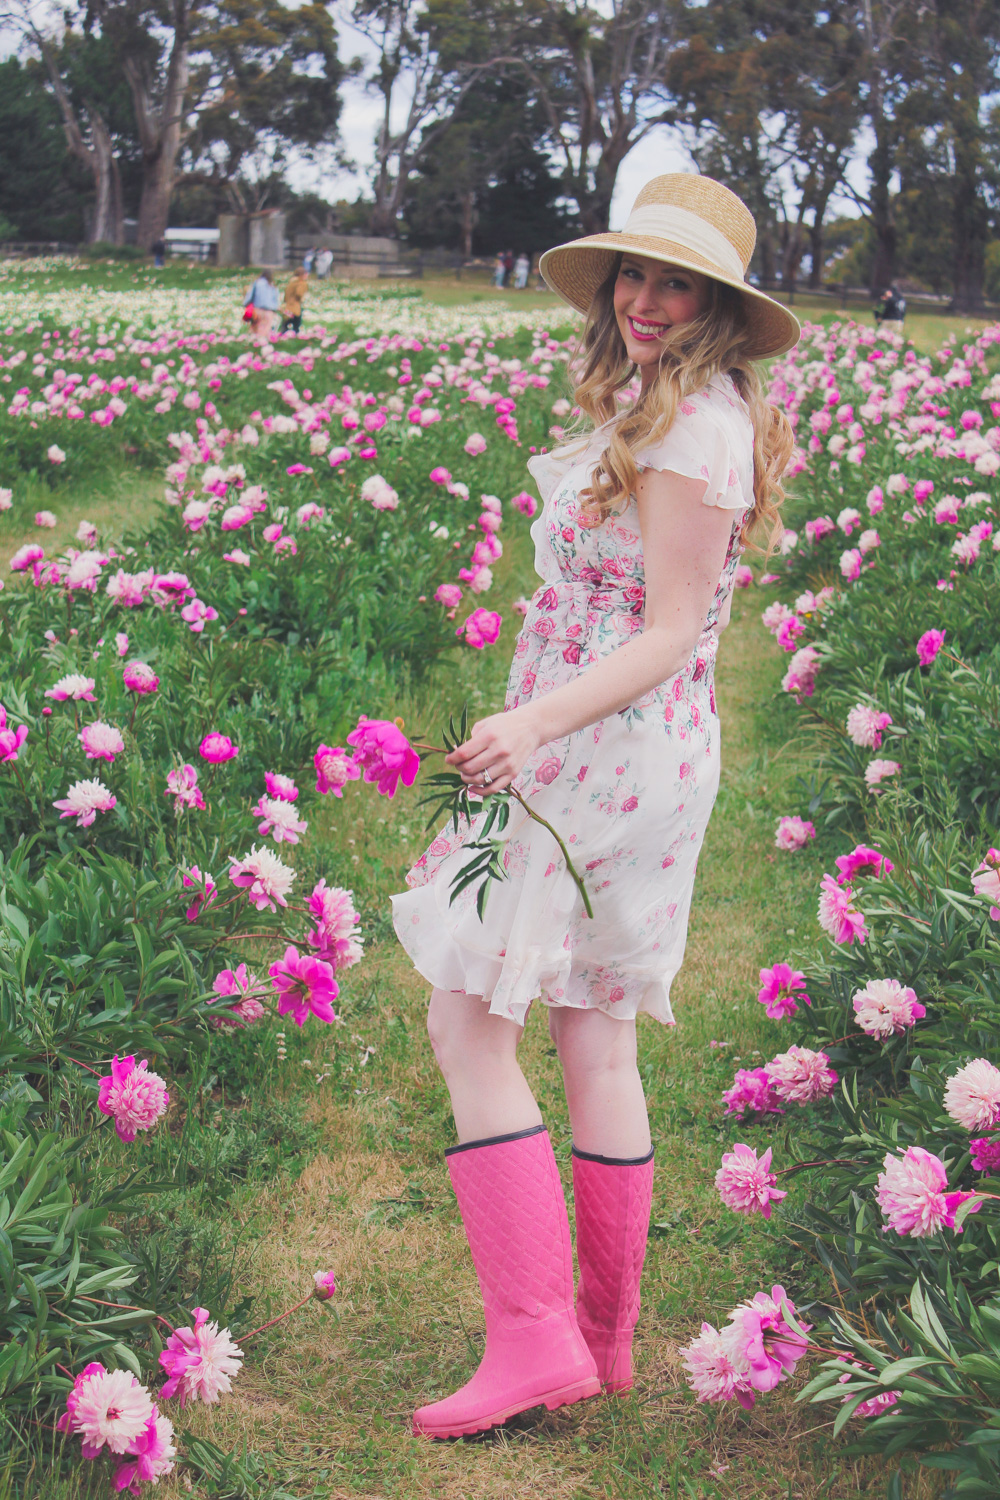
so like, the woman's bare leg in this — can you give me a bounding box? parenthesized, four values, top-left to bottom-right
(548, 1007, 651, 1158)
(427, 987, 543, 1143)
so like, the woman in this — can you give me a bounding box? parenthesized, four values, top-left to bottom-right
(391, 173, 800, 1440)
(280, 267, 309, 334)
(243, 269, 280, 336)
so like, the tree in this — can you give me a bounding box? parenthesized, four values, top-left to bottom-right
(0, 57, 89, 241)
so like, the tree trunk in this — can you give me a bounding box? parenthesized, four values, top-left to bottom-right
(867, 117, 896, 292)
(36, 39, 123, 244)
(125, 3, 190, 251)
(460, 188, 475, 259)
(808, 219, 825, 288)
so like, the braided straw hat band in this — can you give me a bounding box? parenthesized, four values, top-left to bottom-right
(538, 174, 801, 360)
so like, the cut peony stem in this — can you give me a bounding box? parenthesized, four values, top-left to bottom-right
(509, 788, 594, 919)
(236, 1292, 314, 1344)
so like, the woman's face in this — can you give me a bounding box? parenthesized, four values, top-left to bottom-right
(613, 255, 712, 381)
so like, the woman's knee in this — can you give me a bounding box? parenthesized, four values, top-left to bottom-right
(427, 988, 519, 1079)
(551, 1007, 638, 1084)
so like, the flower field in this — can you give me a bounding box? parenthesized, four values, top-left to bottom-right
(1, 269, 998, 1499)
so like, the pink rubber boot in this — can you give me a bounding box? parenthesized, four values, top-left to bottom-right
(412, 1125, 601, 1439)
(572, 1146, 655, 1392)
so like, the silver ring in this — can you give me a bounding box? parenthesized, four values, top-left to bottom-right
(482, 769, 492, 786)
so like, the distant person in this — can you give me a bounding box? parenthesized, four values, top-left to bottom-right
(513, 252, 530, 290)
(280, 268, 309, 334)
(493, 253, 506, 289)
(874, 284, 906, 329)
(315, 247, 334, 279)
(244, 269, 280, 336)
(303, 247, 316, 274)
(151, 238, 166, 269)
(502, 249, 514, 286)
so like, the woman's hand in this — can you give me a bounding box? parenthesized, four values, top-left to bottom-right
(445, 707, 542, 794)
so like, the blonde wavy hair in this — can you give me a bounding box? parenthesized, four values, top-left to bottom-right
(573, 258, 793, 548)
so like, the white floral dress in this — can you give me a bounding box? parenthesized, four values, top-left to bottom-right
(391, 374, 754, 1027)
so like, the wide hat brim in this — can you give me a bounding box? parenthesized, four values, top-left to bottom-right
(538, 232, 801, 360)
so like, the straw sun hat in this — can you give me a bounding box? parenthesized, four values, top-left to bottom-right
(539, 173, 800, 359)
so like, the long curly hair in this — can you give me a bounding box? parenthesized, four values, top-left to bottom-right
(573, 258, 794, 548)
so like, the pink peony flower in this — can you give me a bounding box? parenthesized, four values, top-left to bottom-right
(916, 629, 945, 665)
(733, 563, 753, 588)
(757, 963, 810, 1019)
(774, 815, 816, 851)
(457, 607, 502, 649)
(306, 880, 363, 970)
(210, 963, 265, 1028)
(0, 707, 28, 762)
(116, 633, 129, 656)
(853, 1390, 901, 1420)
(10, 543, 44, 572)
(59, 1366, 154, 1458)
(346, 716, 420, 797)
(199, 732, 239, 763)
(53, 778, 116, 826)
(765, 1046, 837, 1104)
(123, 661, 159, 695)
(181, 866, 216, 922)
(721, 1285, 810, 1395)
(969, 1137, 1000, 1174)
(159, 1307, 243, 1406)
(97, 1055, 170, 1143)
(48, 444, 66, 464)
(464, 433, 487, 455)
(835, 843, 894, 884)
(314, 743, 361, 797)
(269, 945, 339, 1026)
(429, 466, 452, 485)
(972, 848, 1000, 920)
(313, 1270, 337, 1301)
(264, 771, 299, 802)
(776, 616, 806, 651)
(35, 510, 57, 528)
(781, 644, 821, 702)
(864, 758, 900, 788)
(876, 1146, 981, 1237)
(228, 845, 296, 911)
(165, 763, 205, 812)
(818, 874, 868, 944)
(943, 1058, 1000, 1131)
(845, 705, 892, 749)
(680, 1322, 755, 1408)
(45, 673, 96, 702)
(852, 978, 925, 1038)
(434, 583, 463, 608)
(181, 598, 218, 632)
(112, 1408, 176, 1493)
(715, 1143, 787, 1218)
(251, 794, 307, 844)
(722, 1067, 784, 1119)
(360, 474, 399, 510)
(79, 721, 125, 762)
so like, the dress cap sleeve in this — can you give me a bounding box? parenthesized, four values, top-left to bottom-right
(525, 434, 594, 504)
(633, 380, 754, 512)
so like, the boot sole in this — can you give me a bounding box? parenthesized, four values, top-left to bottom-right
(412, 1374, 602, 1440)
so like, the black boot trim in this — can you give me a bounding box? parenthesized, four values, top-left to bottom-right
(571, 1144, 655, 1167)
(445, 1124, 547, 1157)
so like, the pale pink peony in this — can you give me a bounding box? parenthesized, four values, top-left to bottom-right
(715, 1143, 787, 1219)
(53, 778, 116, 826)
(199, 731, 239, 763)
(313, 1269, 338, 1300)
(181, 866, 216, 921)
(251, 794, 307, 844)
(864, 758, 900, 787)
(457, 607, 502, 649)
(852, 978, 926, 1038)
(835, 844, 893, 884)
(112, 1408, 176, 1493)
(818, 874, 868, 944)
(48, 444, 66, 465)
(916, 629, 945, 665)
(876, 1146, 980, 1237)
(360, 474, 399, 510)
(845, 704, 892, 749)
(314, 743, 361, 797)
(123, 661, 159, 695)
(733, 563, 753, 588)
(45, 673, 96, 702)
(722, 1067, 784, 1118)
(765, 1046, 837, 1104)
(97, 1055, 169, 1143)
(757, 963, 810, 1019)
(35, 510, 57, 528)
(229, 844, 296, 911)
(165, 763, 205, 812)
(721, 1285, 810, 1395)
(781, 643, 821, 702)
(774, 815, 815, 851)
(269, 945, 339, 1025)
(347, 716, 420, 797)
(60, 1366, 154, 1458)
(434, 583, 463, 608)
(264, 771, 299, 802)
(116, 632, 129, 656)
(972, 848, 1000, 919)
(210, 963, 265, 1028)
(943, 1058, 1000, 1131)
(159, 1307, 243, 1407)
(79, 721, 125, 762)
(680, 1322, 755, 1407)
(307, 880, 363, 970)
(464, 432, 487, 455)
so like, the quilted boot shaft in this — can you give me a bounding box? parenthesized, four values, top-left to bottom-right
(572, 1146, 655, 1392)
(412, 1126, 600, 1438)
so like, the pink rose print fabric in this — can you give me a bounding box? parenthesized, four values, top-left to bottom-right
(391, 374, 754, 1026)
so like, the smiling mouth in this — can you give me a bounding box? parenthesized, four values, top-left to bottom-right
(627, 316, 670, 342)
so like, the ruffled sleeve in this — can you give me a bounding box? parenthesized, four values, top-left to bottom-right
(633, 380, 754, 512)
(525, 434, 593, 504)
